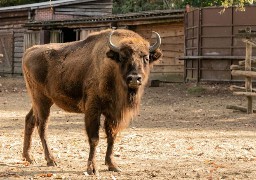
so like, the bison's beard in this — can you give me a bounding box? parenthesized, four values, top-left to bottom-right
(128, 88, 139, 107)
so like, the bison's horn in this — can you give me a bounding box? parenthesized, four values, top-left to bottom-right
(149, 31, 161, 52)
(108, 31, 120, 53)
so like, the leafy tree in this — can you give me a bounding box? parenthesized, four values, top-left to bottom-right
(181, 0, 223, 7)
(112, 0, 225, 14)
(1, 0, 254, 13)
(221, 0, 256, 10)
(0, 0, 52, 7)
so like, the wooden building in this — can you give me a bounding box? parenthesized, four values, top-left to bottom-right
(25, 9, 185, 82)
(0, 0, 112, 75)
(0, 0, 185, 82)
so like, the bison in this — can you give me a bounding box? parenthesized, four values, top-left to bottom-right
(22, 29, 162, 175)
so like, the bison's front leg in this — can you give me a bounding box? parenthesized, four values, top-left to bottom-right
(104, 118, 122, 172)
(85, 108, 101, 175)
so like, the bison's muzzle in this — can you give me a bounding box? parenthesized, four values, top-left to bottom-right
(126, 74, 142, 89)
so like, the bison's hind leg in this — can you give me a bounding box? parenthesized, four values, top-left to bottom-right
(33, 95, 56, 166)
(23, 108, 36, 164)
(24, 92, 56, 166)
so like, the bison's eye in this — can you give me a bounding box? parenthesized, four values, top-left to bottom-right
(143, 55, 150, 64)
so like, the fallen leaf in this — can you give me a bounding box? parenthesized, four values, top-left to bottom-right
(187, 146, 194, 150)
(37, 173, 53, 178)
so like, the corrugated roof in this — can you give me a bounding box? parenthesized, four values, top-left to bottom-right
(0, 0, 96, 12)
(25, 9, 185, 28)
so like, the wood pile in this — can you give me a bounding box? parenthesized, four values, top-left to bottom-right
(228, 28, 256, 113)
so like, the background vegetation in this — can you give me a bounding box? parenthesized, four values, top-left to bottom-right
(0, 0, 255, 13)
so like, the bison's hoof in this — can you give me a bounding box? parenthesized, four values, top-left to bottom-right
(87, 161, 99, 176)
(47, 161, 57, 166)
(87, 169, 99, 176)
(108, 166, 122, 172)
(22, 157, 36, 165)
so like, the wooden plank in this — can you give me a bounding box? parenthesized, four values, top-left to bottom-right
(233, 92, 256, 96)
(56, 4, 112, 9)
(160, 58, 184, 65)
(180, 56, 245, 60)
(231, 70, 256, 78)
(13, 66, 23, 74)
(239, 59, 256, 65)
(55, 8, 111, 12)
(14, 53, 23, 58)
(160, 44, 184, 52)
(162, 37, 184, 44)
(14, 58, 22, 63)
(14, 47, 23, 53)
(55, 11, 111, 16)
(14, 37, 24, 42)
(154, 29, 184, 38)
(151, 65, 183, 73)
(230, 65, 256, 71)
(230, 85, 256, 92)
(14, 32, 24, 37)
(162, 51, 183, 58)
(226, 105, 256, 113)
(14, 42, 23, 47)
(245, 42, 253, 114)
(149, 72, 184, 82)
(243, 39, 256, 47)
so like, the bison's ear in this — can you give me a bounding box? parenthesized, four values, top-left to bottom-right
(106, 50, 120, 62)
(149, 49, 163, 64)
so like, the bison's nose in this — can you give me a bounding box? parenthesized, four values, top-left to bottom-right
(127, 74, 142, 88)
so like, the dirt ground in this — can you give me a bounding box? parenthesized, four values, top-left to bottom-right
(0, 77, 256, 180)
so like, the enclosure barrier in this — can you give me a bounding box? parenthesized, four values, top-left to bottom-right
(227, 28, 256, 114)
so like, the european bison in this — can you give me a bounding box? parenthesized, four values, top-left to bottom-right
(22, 29, 162, 175)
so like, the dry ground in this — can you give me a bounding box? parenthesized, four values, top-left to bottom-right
(0, 77, 256, 180)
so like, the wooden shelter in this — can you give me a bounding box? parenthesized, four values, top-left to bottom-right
(0, 0, 185, 82)
(25, 9, 185, 82)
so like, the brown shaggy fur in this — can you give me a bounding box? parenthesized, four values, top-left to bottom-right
(22, 29, 162, 175)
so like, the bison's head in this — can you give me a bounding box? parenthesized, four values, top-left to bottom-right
(107, 30, 162, 93)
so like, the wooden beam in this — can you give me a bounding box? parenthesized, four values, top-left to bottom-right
(230, 65, 256, 71)
(243, 39, 256, 47)
(233, 92, 256, 96)
(245, 41, 253, 114)
(239, 59, 256, 66)
(231, 70, 256, 78)
(230, 85, 256, 92)
(226, 105, 256, 113)
(180, 56, 245, 60)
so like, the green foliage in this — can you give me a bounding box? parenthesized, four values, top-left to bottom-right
(1, 0, 255, 13)
(221, 0, 256, 10)
(187, 86, 206, 95)
(0, 0, 51, 7)
(112, 0, 226, 14)
(182, 0, 223, 7)
(113, 0, 163, 14)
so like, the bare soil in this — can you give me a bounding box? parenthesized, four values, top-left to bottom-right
(1, 77, 256, 180)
